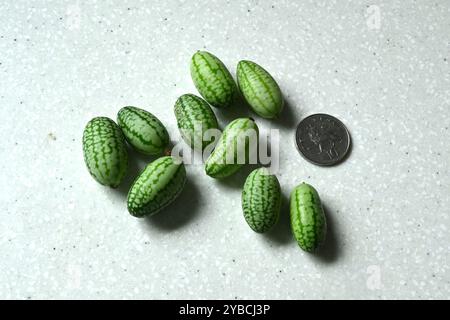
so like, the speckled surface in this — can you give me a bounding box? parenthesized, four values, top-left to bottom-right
(0, 0, 449, 299)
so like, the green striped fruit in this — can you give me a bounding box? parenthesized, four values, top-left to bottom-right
(82, 117, 128, 188)
(205, 118, 259, 179)
(174, 94, 219, 150)
(127, 156, 186, 217)
(237, 60, 283, 119)
(290, 183, 327, 252)
(242, 168, 281, 233)
(190, 51, 237, 108)
(117, 106, 170, 155)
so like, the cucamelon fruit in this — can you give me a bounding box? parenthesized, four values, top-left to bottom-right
(174, 94, 219, 150)
(82, 117, 128, 188)
(127, 156, 186, 217)
(117, 106, 170, 155)
(242, 168, 281, 233)
(205, 118, 259, 179)
(190, 51, 237, 108)
(290, 183, 327, 252)
(237, 60, 284, 119)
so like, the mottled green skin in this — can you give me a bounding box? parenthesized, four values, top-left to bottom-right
(242, 168, 281, 233)
(127, 156, 186, 218)
(237, 60, 284, 119)
(117, 106, 169, 155)
(290, 183, 327, 252)
(190, 51, 237, 108)
(174, 94, 219, 150)
(82, 117, 128, 188)
(205, 118, 259, 179)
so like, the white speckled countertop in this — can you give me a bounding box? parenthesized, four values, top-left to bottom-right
(0, 0, 449, 300)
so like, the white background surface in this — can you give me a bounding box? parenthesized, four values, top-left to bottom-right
(0, 0, 449, 299)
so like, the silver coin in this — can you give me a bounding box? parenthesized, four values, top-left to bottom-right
(295, 113, 351, 166)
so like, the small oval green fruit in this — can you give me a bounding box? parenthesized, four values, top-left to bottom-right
(205, 118, 259, 179)
(290, 183, 327, 252)
(242, 168, 281, 233)
(117, 106, 170, 155)
(127, 156, 186, 218)
(174, 94, 219, 150)
(190, 51, 237, 108)
(82, 117, 128, 188)
(237, 60, 283, 119)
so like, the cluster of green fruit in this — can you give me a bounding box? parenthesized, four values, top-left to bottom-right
(82, 51, 326, 252)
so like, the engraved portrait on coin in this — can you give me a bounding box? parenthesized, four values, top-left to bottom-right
(295, 114, 351, 166)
